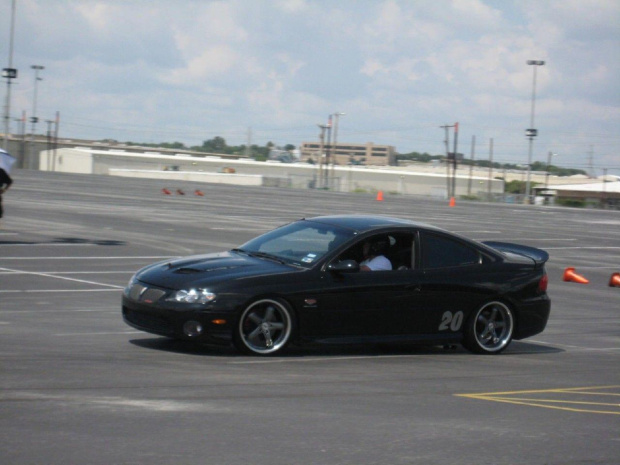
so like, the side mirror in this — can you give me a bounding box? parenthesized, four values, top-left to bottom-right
(327, 259, 360, 273)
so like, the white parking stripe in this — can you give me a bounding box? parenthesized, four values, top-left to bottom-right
(0, 256, 174, 260)
(0, 267, 124, 289)
(0, 243, 94, 247)
(54, 331, 143, 336)
(0, 271, 135, 275)
(230, 354, 418, 364)
(0, 289, 122, 293)
(544, 246, 620, 250)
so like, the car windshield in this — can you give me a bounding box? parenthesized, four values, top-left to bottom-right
(237, 220, 355, 268)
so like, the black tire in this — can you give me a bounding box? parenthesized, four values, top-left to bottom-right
(234, 298, 295, 355)
(463, 301, 514, 354)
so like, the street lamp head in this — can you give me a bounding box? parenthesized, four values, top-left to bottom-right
(527, 60, 545, 66)
(31, 65, 45, 70)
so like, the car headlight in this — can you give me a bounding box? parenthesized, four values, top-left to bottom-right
(166, 288, 216, 304)
(124, 274, 139, 296)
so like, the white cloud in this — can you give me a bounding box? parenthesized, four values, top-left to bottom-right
(1, 0, 617, 173)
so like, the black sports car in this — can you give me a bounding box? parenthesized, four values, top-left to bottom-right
(122, 215, 550, 355)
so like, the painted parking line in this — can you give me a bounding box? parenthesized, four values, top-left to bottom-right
(0, 267, 124, 289)
(455, 386, 620, 415)
(529, 340, 620, 352)
(544, 246, 620, 250)
(54, 331, 143, 336)
(0, 256, 174, 260)
(0, 289, 122, 294)
(0, 271, 135, 274)
(229, 354, 420, 364)
(0, 243, 95, 247)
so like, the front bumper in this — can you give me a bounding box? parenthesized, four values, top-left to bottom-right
(122, 295, 235, 345)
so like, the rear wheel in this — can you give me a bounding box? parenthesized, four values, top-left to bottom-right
(463, 301, 514, 354)
(234, 298, 294, 355)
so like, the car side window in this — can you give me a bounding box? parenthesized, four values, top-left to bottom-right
(421, 232, 480, 269)
(335, 232, 416, 271)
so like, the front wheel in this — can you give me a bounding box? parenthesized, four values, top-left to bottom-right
(234, 298, 294, 355)
(463, 301, 514, 354)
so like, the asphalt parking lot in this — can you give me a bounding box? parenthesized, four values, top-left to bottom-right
(1, 170, 619, 465)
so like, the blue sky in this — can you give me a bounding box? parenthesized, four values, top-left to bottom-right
(2, 0, 619, 174)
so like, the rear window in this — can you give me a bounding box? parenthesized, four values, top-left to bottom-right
(421, 233, 480, 269)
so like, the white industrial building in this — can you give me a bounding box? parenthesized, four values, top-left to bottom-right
(39, 147, 505, 199)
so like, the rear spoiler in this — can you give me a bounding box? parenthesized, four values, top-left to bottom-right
(482, 241, 549, 267)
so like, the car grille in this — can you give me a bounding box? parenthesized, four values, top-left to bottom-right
(128, 283, 167, 303)
(123, 308, 174, 335)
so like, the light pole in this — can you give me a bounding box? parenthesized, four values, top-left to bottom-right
(317, 124, 328, 188)
(29, 65, 44, 169)
(545, 151, 557, 190)
(2, 0, 18, 151)
(331, 112, 345, 182)
(525, 60, 545, 203)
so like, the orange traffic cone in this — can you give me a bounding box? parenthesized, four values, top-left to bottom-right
(194, 189, 204, 196)
(162, 188, 172, 195)
(609, 272, 620, 287)
(449, 197, 456, 207)
(176, 189, 185, 195)
(376, 191, 384, 201)
(562, 267, 589, 284)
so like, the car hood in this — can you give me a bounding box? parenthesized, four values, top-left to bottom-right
(136, 251, 295, 289)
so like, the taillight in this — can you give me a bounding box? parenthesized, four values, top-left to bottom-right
(538, 272, 548, 293)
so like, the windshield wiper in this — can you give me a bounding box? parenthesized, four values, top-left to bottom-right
(231, 248, 250, 256)
(246, 251, 287, 264)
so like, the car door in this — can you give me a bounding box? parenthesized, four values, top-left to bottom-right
(316, 231, 428, 339)
(418, 231, 494, 337)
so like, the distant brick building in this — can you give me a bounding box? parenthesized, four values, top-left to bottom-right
(300, 141, 396, 166)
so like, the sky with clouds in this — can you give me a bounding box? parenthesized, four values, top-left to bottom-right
(2, 0, 619, 174)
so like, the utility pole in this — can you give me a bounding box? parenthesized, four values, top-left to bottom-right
(29, 65, 45, 169)
(45, 119, 53, 170)
(325, 115, 332, 189)
(317, 124, 328, 188)
(487, 138, 494, 200)
(468, 135, 476, 196)
(451, 122, 459, 200)
(440, 124, 454, 198)
(602, 168, 607, 209)
(587, 145, 594, 178)
(332, 112, 345, 185)
(2, 0, 18, 151)
(52, 111, 59, 171)
(244, 127, 252, 158)
(545, 151, 557, 190)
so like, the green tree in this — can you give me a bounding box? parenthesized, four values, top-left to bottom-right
(201, 136, 228, 153)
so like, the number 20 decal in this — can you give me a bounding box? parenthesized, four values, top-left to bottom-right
(438, 311, 464, 331)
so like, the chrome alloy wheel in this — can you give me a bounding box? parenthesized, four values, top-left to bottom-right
(465, 301, 514, 354)
(237, 299, 293, 355)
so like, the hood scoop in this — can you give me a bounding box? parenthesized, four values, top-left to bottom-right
(165, 255, 254, 275)
(173, 265, 244, 274)
(175, 267, 203, 274)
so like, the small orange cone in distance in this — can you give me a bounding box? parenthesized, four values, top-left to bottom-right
(563, 267, 589, 284)
(162, 188, 171, 195)
(195, 189, 204, 196)
(609, 272, 620, 287)
(376, 191, 384, 201)
(449, 197, 456, 207)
